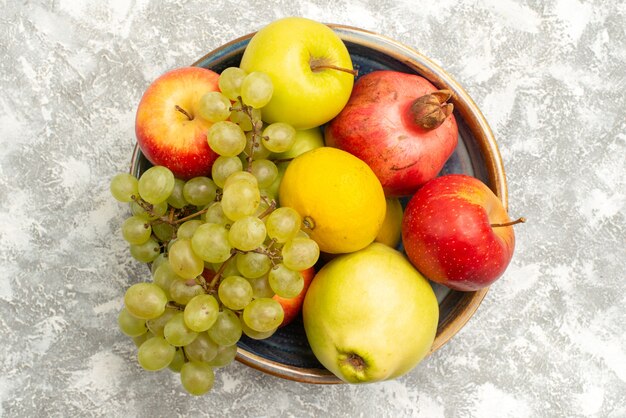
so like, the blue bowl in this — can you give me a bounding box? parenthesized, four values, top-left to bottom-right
(131, 25, 507, 384)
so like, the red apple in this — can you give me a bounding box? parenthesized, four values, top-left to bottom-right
(273, 267, 315, 327)
(325, 70, 458, 197)
(402, 174, 523, 291)
(135, 67, 220, 179)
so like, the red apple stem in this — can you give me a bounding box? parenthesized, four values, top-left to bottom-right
(174, 105, 194, 121)
(491, 217, 526, 228)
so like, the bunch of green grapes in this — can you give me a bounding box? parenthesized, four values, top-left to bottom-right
(110, 68, 320, 396)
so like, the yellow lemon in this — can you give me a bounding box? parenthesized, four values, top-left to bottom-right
(279, 147, 386, 254)
(375, 198, 403, 248)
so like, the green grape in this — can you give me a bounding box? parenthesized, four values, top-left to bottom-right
(262, 123, 296, 153)
(218, 67, 247, 100)
(242, 298, 284, 332)
(121, 216, 152, 245)
(198, 91, 231, 122)
(265, 207, 301, 243)
(229, 106, 261, 132)
(146, 307, 178, 337)
(152, 222, 175, 242)
(110, 173, 139, 202)
(118, 307, 147, 337)
(223, 170, 257, 189)
(152, 261, 182, 300)
(245, 131, 271, 160)
(183, 177, 217, 206)
(138, 166, 175, 204)
(150, 253, 167, 275)
(207, 309, 242, 346)
(207, 121, 246, 157)
(218, 275, 253, 311)
(184, 294, 219, 332)
(191, 223, 232, 263)
(177, 220, 203, 240)
(207, 344, 238, 368)
(265, 161, 288, 201)
(168, 239, 204, 279)
(249, 159, 278, 189)
(137, 336, 176, 371)
(180, 361, 215, 396)
(221, 179, 260, 221)
(228, 216, 266, 251)
(130, 200, 168, 220)
(241, 319, 278, 340)
(268, 264, 304, 298)
(129, 237, 161, 263)
(281, 237, 320, 271)
(201, 202, 228, 226)
(295, 229, 310, 239)
(184, 332, 218, 363)
(236, 251, 271, 279)
(124, 282, 167, 320)
(132, 331, 154, 347)
(167, 178, 188, 209)
(240, 71, 273, 109)
(211, 156, 243, 188)
(168, 348, 186, 373)
(246, 274, 275, 298)
(164, 312, 198, 347)
(169, 279, 204, 305)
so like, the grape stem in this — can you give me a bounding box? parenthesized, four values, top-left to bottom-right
(257, 198, 277, 219)
(271, 157, 294, 164)
(166, 302, 185, 311)
(173, 207, 209, 224)
(195, 273, 211, 293)
(235, 97, 264, 172)
(208, 251, 237, 291)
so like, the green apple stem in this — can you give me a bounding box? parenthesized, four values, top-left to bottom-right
(175, 105, 193, 121)
(491, 217, 526, 228)
(309, 57, 358, 76)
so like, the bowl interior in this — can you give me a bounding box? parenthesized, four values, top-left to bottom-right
(131, 26, 505, 384)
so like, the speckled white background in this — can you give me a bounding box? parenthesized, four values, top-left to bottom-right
(1, 0, 625, 417)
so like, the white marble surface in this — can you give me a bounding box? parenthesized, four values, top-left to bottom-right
(1, 1, 625, 417)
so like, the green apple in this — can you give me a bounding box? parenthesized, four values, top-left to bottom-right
(303, 243, 439, 383)
(240, 17, 355, 129)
